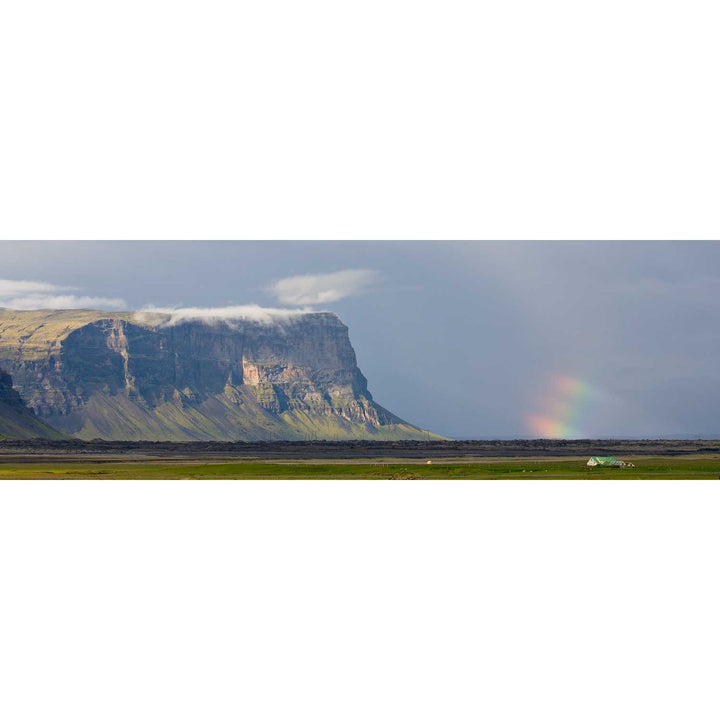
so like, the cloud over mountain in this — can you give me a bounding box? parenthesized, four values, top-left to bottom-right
(134, 304, 316, 326)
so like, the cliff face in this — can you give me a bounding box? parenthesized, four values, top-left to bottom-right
(0, 308, 432, 441)
(0, 366, 66, 439)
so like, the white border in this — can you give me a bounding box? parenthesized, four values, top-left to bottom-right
(1, 480, 719, 719)
(1, 1, 718, 240)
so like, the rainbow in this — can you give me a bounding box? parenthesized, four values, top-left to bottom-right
(526, 374, 593, 439)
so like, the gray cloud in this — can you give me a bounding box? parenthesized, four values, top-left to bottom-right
(1, 241, 719, 439)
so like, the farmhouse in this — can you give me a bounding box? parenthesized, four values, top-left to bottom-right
(586, 456, 635, 468)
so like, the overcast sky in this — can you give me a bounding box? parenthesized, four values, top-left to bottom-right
(1, 241, 717, 439)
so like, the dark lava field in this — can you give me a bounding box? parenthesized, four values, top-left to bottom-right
(2, 438, 720, 460)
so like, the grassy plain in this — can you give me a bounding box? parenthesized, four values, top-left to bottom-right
(1, 455, 719, 479)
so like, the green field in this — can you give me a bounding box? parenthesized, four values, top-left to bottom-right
(1, 456, 719, 479)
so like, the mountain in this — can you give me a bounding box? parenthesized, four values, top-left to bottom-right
(0, 366, 66, 440)
(0, 308, 437, 441)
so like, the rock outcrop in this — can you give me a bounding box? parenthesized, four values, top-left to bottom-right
(0, 366, 66, 439)
(0, 308, 435, 441)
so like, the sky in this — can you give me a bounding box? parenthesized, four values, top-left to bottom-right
(0, 240, 718, 439)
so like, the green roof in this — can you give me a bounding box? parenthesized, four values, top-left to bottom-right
(588, 456, 628, 466)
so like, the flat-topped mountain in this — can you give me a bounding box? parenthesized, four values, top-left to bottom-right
(0, 366, 66, 440)
(0, 308, 435, 441)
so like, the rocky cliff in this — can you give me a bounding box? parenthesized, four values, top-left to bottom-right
(0, 366, 66, 439)
(0, 308, 434, 441)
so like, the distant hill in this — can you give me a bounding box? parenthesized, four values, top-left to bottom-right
(0, 308, 439, 442)
(0, 366, 66, 440)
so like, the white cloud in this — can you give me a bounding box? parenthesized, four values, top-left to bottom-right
(0, 279, 73, 297)
(269, 269, 379, 306)
(134, 304, 319, 327)
(6, 295, 127, 310)
(0, 279, 127, 310)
